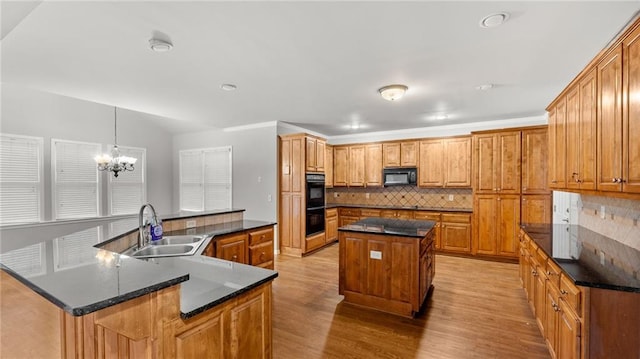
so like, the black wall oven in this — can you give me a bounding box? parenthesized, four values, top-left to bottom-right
(305, 174, 325, 236)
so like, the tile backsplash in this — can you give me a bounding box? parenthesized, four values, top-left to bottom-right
(326, 186, 472, 209)
(578, 194, 640, 252)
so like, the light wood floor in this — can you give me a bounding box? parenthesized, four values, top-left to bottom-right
(272, 243, 550, 359)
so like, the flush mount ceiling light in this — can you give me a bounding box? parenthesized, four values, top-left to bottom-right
(434, 114, 448, 121)
(220, 83, 237, 91)
(378, 84, 408, 101)
(475, 84, 494, 91)
(479, 12, 510, 28)
(95, 107, 137, 178)
(149, 38, 173, 52)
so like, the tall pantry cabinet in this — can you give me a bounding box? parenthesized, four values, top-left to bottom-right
(472, 126, 550, 259)
(279, 133, 328, 257)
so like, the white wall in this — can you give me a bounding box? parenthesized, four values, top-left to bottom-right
(1, 83, 175, 217)
(172, 124, 278, 223)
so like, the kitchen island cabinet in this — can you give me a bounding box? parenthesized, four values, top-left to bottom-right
(338, 217, 436, 317)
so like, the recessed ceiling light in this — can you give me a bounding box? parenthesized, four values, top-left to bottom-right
(479, 12, 510, 28)
(220, 84, 237, 91)
(149, 38, 173, 52)
(434, 114, 448, 121)
(475, 84, 494, 91)
(350, 123, 360, 130)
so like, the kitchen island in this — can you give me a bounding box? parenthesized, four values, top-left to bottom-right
(338, 217, 436, 318)
(0, 209, 277, 358)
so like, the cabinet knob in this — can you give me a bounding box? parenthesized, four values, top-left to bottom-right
(551, 180, 558, 184)
(523, 187, 527, 191)
(232, 254, 238, 261)
(560, 289, 568, 295)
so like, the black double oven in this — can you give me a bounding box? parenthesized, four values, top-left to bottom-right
(305, 173, 325, 236)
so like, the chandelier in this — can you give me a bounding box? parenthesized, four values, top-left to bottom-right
(95, 107, 137, 177)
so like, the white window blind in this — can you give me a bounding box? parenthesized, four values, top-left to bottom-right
(52, 139, 101, 219)
(53, 227, 101, 271)
(0, 134, 43, 225)
(0, 243, 46, 278)
(180, 146, 232, 211)
(108, 146, 146, 215)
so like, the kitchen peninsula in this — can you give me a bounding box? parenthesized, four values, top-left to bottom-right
(0, 209, 277, 358)
(338, 217, 436, 318)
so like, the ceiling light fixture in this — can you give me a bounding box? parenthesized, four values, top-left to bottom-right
(220, 84, 237, 91)
(378, 84, 408, 101)
(475, 84, 494, 91)
(479, 12, 510, 28)
(95, 107, 137, 178)
(434, 114, 448, 121)
(149, 38, 173, 52)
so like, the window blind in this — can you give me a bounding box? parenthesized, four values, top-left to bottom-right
(53, 227, 101, 271)
(179, 146, 232, 211)
(52, 139, 101, 219)
(108, 146, 146, 215)
(0, 134, 43, 225)
(0, 243, 46, 278)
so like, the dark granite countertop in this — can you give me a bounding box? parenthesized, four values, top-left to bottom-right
(521, 223, 640, 293)
(0, 210, 278, 317)
(326, 204, 472, 213)
(339, 217, 436, 238)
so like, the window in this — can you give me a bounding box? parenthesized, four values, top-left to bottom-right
(180, 146, 232, 211)
(108, 146, 146, 215)
(52, 139, 101, 220)
(0, 134, 44, 225)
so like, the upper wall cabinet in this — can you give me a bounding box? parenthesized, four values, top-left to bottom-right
(418, 136, 471, 188)
(548, 99, 567, 189)
(522, 128, 550, 194)
(333, 145, 349, 187)
(364, 144, 383, 187)
(325, 144, 334, 188)
(473, 131, 521, 194)
(623, 24, 640, 193)
(305, 136, 325, 173)
(383, 141, 418, 168)
(567, 69, 597, 191)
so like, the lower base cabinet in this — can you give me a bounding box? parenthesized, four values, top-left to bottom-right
(440, 213, 472, 253)
(326, 208, 338, 243)
(163, 283, 272, 359)
(205, 226, 275, 269)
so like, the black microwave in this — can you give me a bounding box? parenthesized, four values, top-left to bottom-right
(383, 167, 418, 186)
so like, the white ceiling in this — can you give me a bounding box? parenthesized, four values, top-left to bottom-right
(2, 1, 639, 136)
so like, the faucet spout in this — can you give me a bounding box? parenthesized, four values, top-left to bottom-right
(138, 203, 159, 249)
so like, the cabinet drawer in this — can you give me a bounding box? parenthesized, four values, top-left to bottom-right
(560, 274, 582, 316)
(339, 208, 361, 217)
(545, 259, 562, 288)
(249, 227, 274, 246)
(535, 247, 548, 265)
(441, 213, 470, 223)
(249, 241, 274, 266)
(360, 209, 381, 217)
(326, 208, 338, 218)
(414, 211, 440, 221)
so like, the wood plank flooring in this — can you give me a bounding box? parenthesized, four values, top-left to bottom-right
(272, 243, 550, 359)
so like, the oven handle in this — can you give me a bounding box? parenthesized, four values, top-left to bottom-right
(306, 206, 326, 211)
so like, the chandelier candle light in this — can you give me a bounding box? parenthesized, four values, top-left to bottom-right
(95, 107, 137, 177)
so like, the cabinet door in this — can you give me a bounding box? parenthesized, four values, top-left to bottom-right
(440, 216, 471, 253)
(578, 69, 598, 190)
(418, 139, 444, 187)
(365, 144, 383, 187)
(382, 143, 401, 167)
(400, 141, 418, 167)
(339, 215, 360, 227)
(522, 128, 549, 194)
(623, 25, 640, 193)
(340, 235, 365, 294)
(496, 194, 521, 257)
(557, 300, 581, 359)
(533, 265, 547, 332)
(473, 195, 497, 255)
(280, 193, 303, 251)
(521, 195, 551, 224)
(306, 137, 317, 172)
(249, 241, 274, 268)
(326, 214, 338, 243)
(163, 307, 225, 359)
(325, 144, 334, 188)
(216, 233, 247, 263)
(316, 139, 326, 172)
(545, 282, 560, 359)
(597, 45, 624, 192)
(474, 134, 497, 193)
(348, 145, 365, 187)
(496, 131, 521, 194)
(445, 137, 471, 187)
(566, 85, 581, 190)
(549, 100, 567, 189)
(333, 146, 349, 187)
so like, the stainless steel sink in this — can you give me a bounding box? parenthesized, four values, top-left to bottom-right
(150, 235, 205, 246)
(125, 234, 208, 258)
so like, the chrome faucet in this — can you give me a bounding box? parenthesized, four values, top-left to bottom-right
(138, 203, 159, 249)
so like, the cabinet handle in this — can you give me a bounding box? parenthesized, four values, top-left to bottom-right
(551, 180, 558, 184)
(497, 188, 501, 191)
(560, 289, 568, 295)
(523, 187, 527, 191)
(232, 254, 238, 261)
(260, 251, 266, 260)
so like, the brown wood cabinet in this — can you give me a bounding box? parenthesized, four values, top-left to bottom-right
(418, 136, 471, 188)
(473, 131, 521, 194)
(326, 208, 338, 243)
(348, 145, 365, 187)
(521, 194, 552, 224)
(414, 211, 441, 249)
(522, 128, 550, 194)
(379, 209, 413, 219)
(216, 233, 247, 263)
(249, 227, 275, 269)
(473, 194, 520, 258)
(440, 213, 471, 254)
(306, 136, 325, 173)
(548, 100, 567, 189)
(365, 144, 383, 187)
(339, 227, 435, 317)
(623, 25, 640, 193)
(326, 144, 334, 188)
(280, 193, 304, 256)
(383, 141, 418, 168)
(333, 145, 349, 187)
(204, 226, 275, 269)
